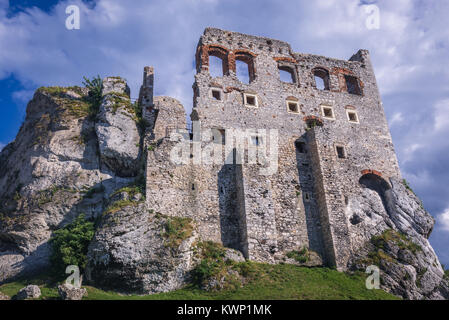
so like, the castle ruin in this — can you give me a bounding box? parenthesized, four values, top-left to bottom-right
(139, 28, 401, 270)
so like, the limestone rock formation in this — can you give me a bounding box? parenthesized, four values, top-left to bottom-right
(0, 78, 138, 283)
(58, 284, 87, 300)
(95, 77, 141, 177)
(85, 197, 198, 294)
(348, 178, 448, 300)
(0, 28, 448, 300)
(16, 285, 41, 300)
(0, 292, 10, 300)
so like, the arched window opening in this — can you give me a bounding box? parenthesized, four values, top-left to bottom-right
(278, 66, 296, 83)
(313, 68, 330, 90)
(234, 51, 255, 83)
(209, 55, 224, 78)
(236, 59, 250, 84)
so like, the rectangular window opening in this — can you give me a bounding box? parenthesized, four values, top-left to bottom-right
(347, 111, 359, 123)
(212, 89, 222, 101)
(287, 101, 299, 113)
(345, 75, 362, 95)
(336, 146, 346, 159)
(321, 105, 335, 119)
(244, 93, 258, 108)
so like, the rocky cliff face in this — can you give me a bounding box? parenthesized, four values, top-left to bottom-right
(0, 77, 447, 299)
(0, 77, 139, 282)
(348, 178, 449, 299)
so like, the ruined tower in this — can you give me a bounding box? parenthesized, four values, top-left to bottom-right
(144, 28, 401, 269)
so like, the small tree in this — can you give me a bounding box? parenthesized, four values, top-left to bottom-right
(50, 214, 95, 275)
(82, 75, 103, 118)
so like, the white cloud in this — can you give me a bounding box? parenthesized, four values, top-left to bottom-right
(438, 208, 449, 232)
(389, 112, 403, 126)
(434, 99, 449, 132)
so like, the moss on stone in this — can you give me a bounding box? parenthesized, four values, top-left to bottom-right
(103, 199, 140, 215)
(371, 229, 422, 254)
(286, 247, 309, 263)
(162, 216, 194, 248)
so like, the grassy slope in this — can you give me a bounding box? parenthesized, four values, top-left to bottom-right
(0, 263, 399, 300)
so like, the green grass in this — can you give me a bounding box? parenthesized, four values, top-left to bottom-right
(0, 264, 399, 300)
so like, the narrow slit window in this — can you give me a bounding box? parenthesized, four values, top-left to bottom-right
(336, 146, 346, 159)
(304, 192, 311, 201)
(295, 141, 306, 153)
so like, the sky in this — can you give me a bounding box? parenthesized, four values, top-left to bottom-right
(0, 0, 448, 266)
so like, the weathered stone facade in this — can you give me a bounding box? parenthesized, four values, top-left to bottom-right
(142, 28, 403, 270)
(0, 27, 447, 299)
(140, 28, 406, 269)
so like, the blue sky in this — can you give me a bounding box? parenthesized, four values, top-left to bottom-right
(0, 0, 448, 266)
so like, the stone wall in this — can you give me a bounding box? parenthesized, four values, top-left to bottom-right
(144, 27, 402, 268)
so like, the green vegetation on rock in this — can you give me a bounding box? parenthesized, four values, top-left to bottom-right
(82, 75, 103, 119)
(192, 241, 229, 287)
(371, 229, 422, 254)
(286, 247, 309, 263)
(360, 229, 422, 266)
(162, 216, 194, 248)
(103, 199, 140, 215)
(49, 214, 95, 274)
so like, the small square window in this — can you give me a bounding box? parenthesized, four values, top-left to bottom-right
(287, 101, 300, 114)
(244, 93, 258, 108)
(212, 89, 222, 101)
(346, 110, 359, 123)
(336, 146, 346, 159)
(321, 105, 335, 120)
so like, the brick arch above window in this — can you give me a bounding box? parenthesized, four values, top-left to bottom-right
(230, 50, 257, 83)
(196, 44, 231, 75)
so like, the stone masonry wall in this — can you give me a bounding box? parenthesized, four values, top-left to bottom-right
(144, 27, 402, 268)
